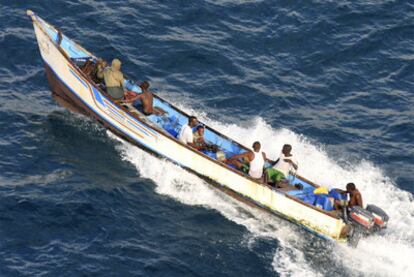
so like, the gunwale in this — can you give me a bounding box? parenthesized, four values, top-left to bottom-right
(29, 11, 343, 225)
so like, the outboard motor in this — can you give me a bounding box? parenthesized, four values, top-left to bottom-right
(346, 206, 375, 247)
(348, 206, 375, 231)
(366, 204, 389, 231)
(346, 205, 389, 247)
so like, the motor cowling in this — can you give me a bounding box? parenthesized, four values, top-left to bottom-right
(348, 206, 375, 230)
(346, 205, 389, 247)
(366, 204, 389, 229)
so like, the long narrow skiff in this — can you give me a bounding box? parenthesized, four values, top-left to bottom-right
(27, 11, 389, 245)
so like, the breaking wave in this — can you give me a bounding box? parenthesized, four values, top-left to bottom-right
(111, 115, 414, 276)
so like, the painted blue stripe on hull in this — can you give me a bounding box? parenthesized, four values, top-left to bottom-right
(69, 68, 89, 89)
(67, 63, 155, 137)
(44, 60, 335, 243)
(68, 65, 151, 137)
(44, 59, 157, 152)
(105, 102, 127, 121)
(126, 119, 152, 137)
(92, 87, 106, 107)
(102, 99, 158, 136)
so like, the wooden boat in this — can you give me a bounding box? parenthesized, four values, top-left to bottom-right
(27, 10, 389, 245)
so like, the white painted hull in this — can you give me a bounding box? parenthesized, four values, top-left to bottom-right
(28, 11, 347, 242)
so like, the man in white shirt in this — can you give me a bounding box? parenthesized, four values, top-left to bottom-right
(225, 141, 271, 180)
(265, 144, 298, 186)
(178, 116, 198, 147)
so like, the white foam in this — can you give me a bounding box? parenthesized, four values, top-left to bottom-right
(109, 114, 414, 276)
(112, 132, 318, 276)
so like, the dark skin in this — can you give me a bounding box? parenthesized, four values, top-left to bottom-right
(278, 145, 298, 170)
(336, 184, 363, 208)
(194, 127, 207, 150)
(348, 188, 363, 208)
(185, 118, 199, 148)
(225, 143, 271, 171)
(225, 150, 254, 168)
(264, 145, 298, 186)
(193, 127, 219, 152)
(57, 29, 63, 46)
(96, 59, 107, 78)
(132, 81, 166, 115)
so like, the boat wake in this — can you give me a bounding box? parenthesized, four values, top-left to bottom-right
(111, 116, 414, 277)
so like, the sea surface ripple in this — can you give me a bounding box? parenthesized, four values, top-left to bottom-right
(0, 0, 413, 276)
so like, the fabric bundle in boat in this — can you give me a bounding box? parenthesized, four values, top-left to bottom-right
(314, 186, 329, 194)
(314, 195, 334, 211)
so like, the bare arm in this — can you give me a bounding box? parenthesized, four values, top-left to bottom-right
(262, 152, 275, 164)
(227, 152, 252, 162)
(96, 61, 107, 79)
(271, 158, 280, 166)
(132, 93, 144, 102)
(335, 188, 347, 194)
(356, 193, 363, 207)
(97, 69, 104, 79)
(187, 142, 198, 148)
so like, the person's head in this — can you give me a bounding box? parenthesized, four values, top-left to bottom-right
(252, 141, 261, 152)
(140, 80, 150, 91)
(196, 125, 205, 135)
(282, 144, 292, 155)
(111, 58, 122, 71)
(346, 183, 356, 193)
(97, 58, 106, 66)
(188, 116, 198, 127)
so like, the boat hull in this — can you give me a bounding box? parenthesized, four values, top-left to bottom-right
(29, 11, 347, 242)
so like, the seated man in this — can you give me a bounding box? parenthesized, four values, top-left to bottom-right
(131, 81, 166, 116)
(335, 183, 363, 208)
(98, 58, 125, 102)
(81, 58, 107, 83)
(95, 59, 107, 82)
(178, 116, 198, 146)
(193, 125, 207, 150)
(265, 144, 298, 187)
(193, 125, 218, 152)
(225, 141, 270, 180)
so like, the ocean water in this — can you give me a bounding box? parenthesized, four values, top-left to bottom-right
(0, 0, 413, 276)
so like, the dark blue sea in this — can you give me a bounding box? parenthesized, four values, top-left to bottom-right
(1, 1, 413, 276)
